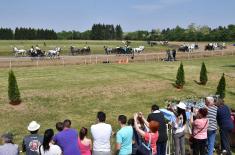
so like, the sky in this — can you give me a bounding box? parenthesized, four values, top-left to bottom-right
(0, 0, 235, 32)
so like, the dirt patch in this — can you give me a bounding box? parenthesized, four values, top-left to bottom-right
(0, 102, 27, 112)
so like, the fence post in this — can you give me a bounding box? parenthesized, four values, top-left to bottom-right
(9, 60, 12, 69)
(90, 55, 92, 64)
(85, 58, 87, 64)
(96, 56, 97, 64)
(62, 57, 65, 66)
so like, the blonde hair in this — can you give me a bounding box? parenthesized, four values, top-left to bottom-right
(206, 97, 214, 106)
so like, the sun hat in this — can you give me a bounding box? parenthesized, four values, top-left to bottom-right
(177, 101, 186, 110)
(27, 121, 40, 131)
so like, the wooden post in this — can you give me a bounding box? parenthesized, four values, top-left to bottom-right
(90, 55, 92, 64)
(62, 57, 65, 66)
(9, 60, 12, 69)
(85, 58, 87, 64)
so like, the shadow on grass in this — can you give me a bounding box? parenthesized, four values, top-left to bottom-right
(193, 80, 207, 86)
(228, 91, 235, 96)
(222, 65, 235, 68)
(193, 80, 201, 85)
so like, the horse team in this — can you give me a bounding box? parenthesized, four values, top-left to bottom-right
(13, 46, 61, 58)
(104, 46, 144, 55)
(178, 42, 226, 52)
(12, 45, 145, 57)
(12, 41, 227, 58)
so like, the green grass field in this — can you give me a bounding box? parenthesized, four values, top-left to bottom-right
(0, 40, 171, 56)
(0, 55, 235, 153)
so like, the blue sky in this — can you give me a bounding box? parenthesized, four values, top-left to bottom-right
(0, 0, 234, 32)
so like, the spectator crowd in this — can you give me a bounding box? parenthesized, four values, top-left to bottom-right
(0, 96, 234, 155)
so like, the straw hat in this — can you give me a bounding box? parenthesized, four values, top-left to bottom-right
(27, 121, 40, 131)
(177, 101, 186, 110)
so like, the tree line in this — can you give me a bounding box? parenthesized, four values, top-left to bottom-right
(57, 24, 123, 40)
(0, 27, 57, 40)
(0, 23, 235, 41)
(125, 23, 235, 41)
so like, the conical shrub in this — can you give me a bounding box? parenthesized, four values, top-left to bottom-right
(216, 73, 226, 99)
(8, 70, 21, 104)
(175, 62, 185, 88)
(200, 62, 208, 85)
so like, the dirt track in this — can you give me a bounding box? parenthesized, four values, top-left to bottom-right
(1, 43, 235, 68)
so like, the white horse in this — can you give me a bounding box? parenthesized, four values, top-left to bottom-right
(13, 47, 27, 57)
(188, 44, 195, 52)
(133, 46, 145, 53)
(47, 47, 61, 58)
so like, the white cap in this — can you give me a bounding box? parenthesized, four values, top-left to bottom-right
(27, 121, 40, 131)
(177, 101, 186, 110)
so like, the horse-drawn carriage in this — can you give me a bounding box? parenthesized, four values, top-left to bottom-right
(104, 46, 133, 55)
(12, 46, 61, 58)
(70, 46, 91, 55)
(178, 43, 199, 52)
(147, 41, 168, 46)
(205, 43, 226, 51)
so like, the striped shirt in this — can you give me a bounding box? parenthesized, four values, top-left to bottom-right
(207, 105, 218, 131)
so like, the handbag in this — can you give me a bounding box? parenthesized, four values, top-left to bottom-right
(136, 133, 152, 155)
(189, 120, 208, 146)
(39, 145, 42, 155)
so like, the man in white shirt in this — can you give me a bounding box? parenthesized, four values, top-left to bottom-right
(91, 111, 112, 155)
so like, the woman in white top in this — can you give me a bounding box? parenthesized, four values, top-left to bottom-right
(172, 102, 187, 155)
(38, 129, 62, 155)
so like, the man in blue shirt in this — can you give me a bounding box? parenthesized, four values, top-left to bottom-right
(116, 115, 133, 155)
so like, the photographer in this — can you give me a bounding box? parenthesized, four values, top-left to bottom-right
(134, 113, 159, 155)
(190, 108, 208, 155)
(172, 102, 187, 155)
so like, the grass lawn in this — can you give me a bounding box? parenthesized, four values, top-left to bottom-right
(0, 40, 170, 56)
(0, 55, 234, 153)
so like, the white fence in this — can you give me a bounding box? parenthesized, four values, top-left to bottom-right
(0, 50, 234, 68)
